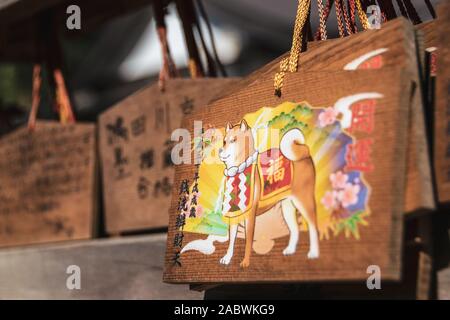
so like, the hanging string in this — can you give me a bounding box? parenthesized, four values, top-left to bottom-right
(349, 0, 358, 33)
(335, 0, 346, 37)
(53, 69, 75, 124)
(287, 0, 311, 73)
(424, 0, 436, 19)
(28, 12, 76, 127)
(27, 64, 42, 131)
(317, 0, 328, 40)
(189, 0, 218, 77)
(196, 0, 227, 77)
(154, 0, 178, 90)
(314, 0, 334, 40)
(402, 0, 422, 25)
(44, 12, 76, 124)
(27, 64, 75, 127)
(194, 25, 218, 77)
(156, 26, 178, 88)
(273, 0, 311, 97)
(377, 0, 397, 20)
(395, 0, 409, 18)
(341, 0, 354, 35)
(175, 0, 205, 78)
(355, 0, 370, 30)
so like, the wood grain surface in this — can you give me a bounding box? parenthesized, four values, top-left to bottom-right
(0, 120, 98, 247)
(164, 68, 412, 283)
(434, 2, 450, 204)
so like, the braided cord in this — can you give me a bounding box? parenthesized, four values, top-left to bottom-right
(341, 0, 354, 34)
(274, 0, 311, 96)
(54, 69, 75, 124)
(157, 26, 177, 90)
(27, 64, 42, 131)
(335, 0, 346, 37)
(314, 0, 333, 40)
(317, 0, 328, 40)
(349, 0, 357, 32)
(288, 0, 311, 73)
(355, 0, 370, 30)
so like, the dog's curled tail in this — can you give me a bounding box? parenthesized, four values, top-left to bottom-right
(280, 128, 310, 161)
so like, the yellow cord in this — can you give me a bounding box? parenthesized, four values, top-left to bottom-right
(355, 0, 370, 30)
(274, 0, 311, 96)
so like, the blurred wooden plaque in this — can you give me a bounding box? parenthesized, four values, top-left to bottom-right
(98, 78, 239, 234)
(435, 2, 450, 204)
(0, 121, 97, 247)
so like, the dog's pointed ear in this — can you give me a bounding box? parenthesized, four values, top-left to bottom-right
(226, 122, 232, 132)
(240, 119, 249, 131)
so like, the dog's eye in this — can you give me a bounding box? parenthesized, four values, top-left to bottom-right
(231, 137, 237, 143)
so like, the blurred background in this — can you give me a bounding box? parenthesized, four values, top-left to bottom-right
(0, 0, 446, 300)
(0, 0, 439, 136)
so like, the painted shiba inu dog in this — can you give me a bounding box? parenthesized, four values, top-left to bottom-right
(218, 119, 319, 268)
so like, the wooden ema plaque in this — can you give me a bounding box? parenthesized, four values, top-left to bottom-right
(164, 68, 412, 283)
(0, 121, 97, 247)
(217, 17, 434, 216)
(434, 2, 450, 204)
(98, 78, 239, 234)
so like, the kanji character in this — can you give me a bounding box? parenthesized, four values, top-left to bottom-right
(137, 176, 150, 199)
(154, 177, 172, 197)
(179, 179, 189, 195)
(106, 117, 128, 144)
(345, 138, 374, 172)
(140, 149, 154, 170)
(173, 233, 184, 247)
(131, 115, 146, 137)
(172, 251, 182, 267)
(349, 100, 376, 133)
(175, 214, 186, 229)
(189, 206, 196, 218)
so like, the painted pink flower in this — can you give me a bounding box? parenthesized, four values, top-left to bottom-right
(338, 183, 361, 208)
(321, 191, 337, 210)
(330, 171, 349, 189)
(196, 205, 204, 218)
(318, 107, 338, 127)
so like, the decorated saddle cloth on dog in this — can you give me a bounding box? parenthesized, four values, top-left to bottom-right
(222, 148, 293, 225)
(258, 148, 293, 207)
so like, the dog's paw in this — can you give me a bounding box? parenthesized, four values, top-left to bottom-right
(220, 254, 232, 265)
(239, 258, 250, 268)
(283, 246, 296, 255)
(307, 249, 319, 259)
